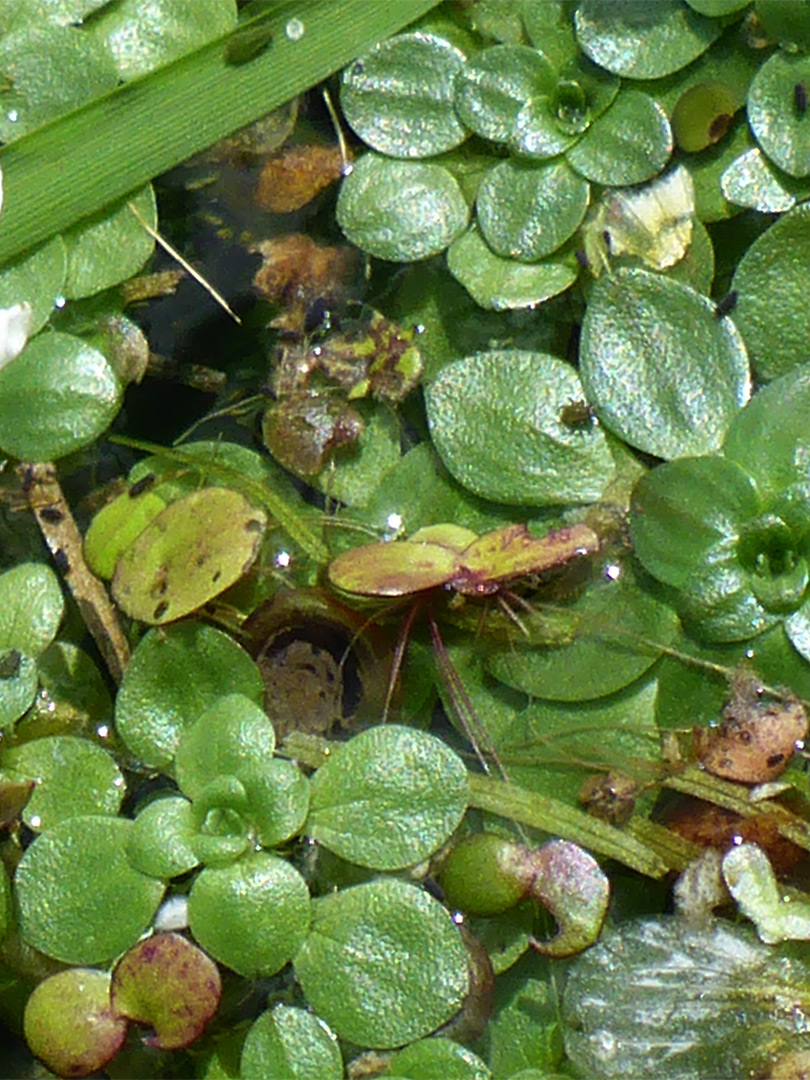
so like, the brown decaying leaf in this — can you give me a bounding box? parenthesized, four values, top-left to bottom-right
(256, 144, 350, 213)
(251, 234, 360, 336)
(696, 668, 809, 784)
(261, 394, 363, 477)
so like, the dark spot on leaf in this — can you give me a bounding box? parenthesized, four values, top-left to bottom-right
(0, 649, 21, 679)
(153, 600, 169, 620)
(39, 506, 63, 524)
(575, 249, 589, 268)
(767, 753, 785, 767)
(795, 81, 808, 116)
(129, 473, 156, 498)
(714, 290, 738, 317)
(211, 570, 221, 583)
(707, 113, 732, 142)
(245, 518, 264, 533)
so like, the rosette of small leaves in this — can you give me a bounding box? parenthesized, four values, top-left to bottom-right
(631, 362, 810, 660)
(337, 25, 682, 310)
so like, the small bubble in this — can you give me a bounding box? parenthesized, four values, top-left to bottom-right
(414, 324, 425, 334)
(276, 550, 291, 568)
(732, 833, 744, 845)
(386, 512, 403, 532)
(29, 815, 41, 829)
(605, 563, 621, 581)
(285, 17, 305, 41)
(341, 162, 354, 177)
(54, 295, 66, 309)
(744, 648, 755, 658)
(6, 109, 17, 122)
(97, 724, 110, 739)
(451, 911, 465, 924)
(312, 345, 322, 356)
(113, 776, 125, 787)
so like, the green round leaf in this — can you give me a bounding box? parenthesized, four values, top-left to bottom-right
(390, 1038, 492, 1080)
(510, 96, 579, 159)
(341, 32, 469, 158)
(337, 154, 469, 262)
(112, 487, 266, 624)
(447, 225, 577, 310)
(724, 362, 810, 499)
(476, 159, 590, 262)
(315, 405, 401, 508)
(730, 204, 810, 381)
(115, 621, 264, 769)
(188, 852, 310, 978)
(4, 735, 124, 831)
(580, 269, 750, 458)
(425, 351, 615, 505)
(15, 815, 164, 964)
(241, 1005, 342, 1080)
(23, 969, 127, 1079)
(127, 796, 199, 879)
(0, 236, 66, 337)
(574, 0, 721, 79)
(454, 44, 556, 143)
(747, 51, 810, 178)
(0, 562, 64, 657)
(0, 22, 118, 140)
(488, 573, 678, 701)
(88, 0, 236, 81)
(84, 488, 168, 580)
(631, 455, 761, 589)
(31, 641, 113, 734)
(63, 185, 157, 299)
(756, 0, 810, 49)
(566, 89, 672, 185)
(0, 331, 122, 461)
(294, 878, 469, 1048)
(720, 147, 806, 215)
(307, 725, 468, 870)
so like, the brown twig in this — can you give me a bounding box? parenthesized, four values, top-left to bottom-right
(17, 463, 130, 683)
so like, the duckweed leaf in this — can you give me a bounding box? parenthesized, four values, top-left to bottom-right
(0, 331, 122, 461)
(112, 487, 266, 625)
(294, 878, 469, 1048)
(729, 205, 810, 381)
(720, 147, 809, 214)
(510, 96, 579, 159)
(23, 970, 127, 1080)
(529, 840, 609, 956)
(566, 89, 672, 185)
(0, 22, 118, 140)
(0, 562, 64, 657)
(341, 33, 469, 158)
(315, 404, 401, 508)
(488, 573, 678, 701)
(241, 1006, 342, 1080)
(757, 0, 810, 50)
(523, 1, 579, 68)
(188, 853, 310, 978)
(476, 159, 590, 262)
(724, 363, 810, 499)
(0, 652, 37, 727)
(115, 622, 264, 769)
(15, 815, 164, 964)
(337, 154, 469, 261)
(63, 185, 157, 299)
(0, 236, 66, 337)
(307, 725, 468, 870)
(447, 225, 577, 310)
(3, 736, 124, 831)
(425, 351, 615, 505)
(87, 0, 236, 81)
(747, 51, 810, 178)
(574, 0, 721, 79)
(454, 44, 556, 143)
(84, 488, 167, 580)
(127, 796, 198, 880)
(389, 1038, 491, 1080)
(580, 269, 750, 458)
(111, 932, 221, 1050)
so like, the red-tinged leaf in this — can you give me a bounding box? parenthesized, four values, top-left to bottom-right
(328, 538, 458, 596)
(453, 523, 600, 595)
(529, 839, 609, 957)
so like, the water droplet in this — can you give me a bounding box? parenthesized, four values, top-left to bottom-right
(285, 17, 305, 41)
(54, 295, 66, 309)
(97, 724, 110, 738)
(6, 109, 17, 122)
(29, 815, 41, 829)
(276, 550, 291, 568)
(386, 512, 403, 532)
(605, 563, 621, 581)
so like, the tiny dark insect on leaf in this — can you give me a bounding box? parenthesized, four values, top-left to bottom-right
(560, 400, 597, 430)
(795, 81, 808, 116)
(714, 290, 738, 318)
(129, 473, 156, 498)
(39, 506, 63, 524)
